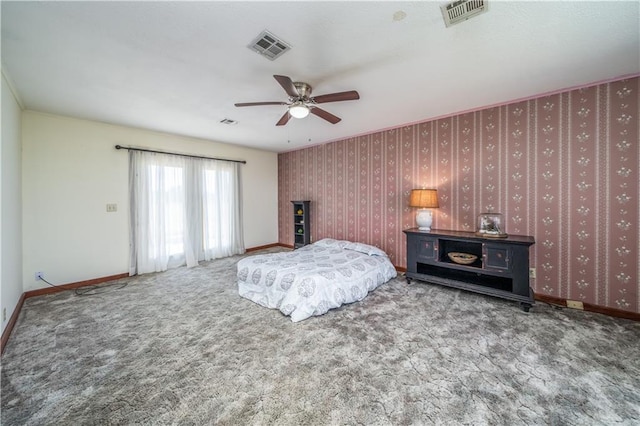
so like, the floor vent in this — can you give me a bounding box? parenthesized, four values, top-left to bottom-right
(441, 0, 488, 27)
(248, 30, 291, 61)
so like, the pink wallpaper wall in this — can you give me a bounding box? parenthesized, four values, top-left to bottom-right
(278, 77, 639, 314)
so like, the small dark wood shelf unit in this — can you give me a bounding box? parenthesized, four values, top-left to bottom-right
(403, 228, 535, 311)
(291, 200, 310, 249)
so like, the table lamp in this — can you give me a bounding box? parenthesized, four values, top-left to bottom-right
(409, 189, 439, 231)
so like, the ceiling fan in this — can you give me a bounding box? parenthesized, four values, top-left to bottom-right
(234, 75, 360, 126)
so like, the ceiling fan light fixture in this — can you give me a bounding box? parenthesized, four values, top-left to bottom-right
(234, 75, 358, 126)
(289, 102, 310, 119)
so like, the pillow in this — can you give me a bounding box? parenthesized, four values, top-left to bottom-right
(344, 241, 387, 257)
(314, 238, 349, 249)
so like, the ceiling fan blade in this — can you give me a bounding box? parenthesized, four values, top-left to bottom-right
(276, 111, 291, 126)
(310, 107, 341, 124)
(235, 101, 288, 107)
(312, 90, 360, 104)
(274, 75, 299, 98)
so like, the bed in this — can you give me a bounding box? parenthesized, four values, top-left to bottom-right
(237, 238, 397, 322)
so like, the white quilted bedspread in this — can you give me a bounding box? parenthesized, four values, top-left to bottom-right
(237, 239, 397, 322)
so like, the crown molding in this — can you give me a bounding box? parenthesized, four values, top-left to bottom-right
(1, 66, 24, 110)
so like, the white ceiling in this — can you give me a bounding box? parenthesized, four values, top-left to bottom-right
(2, 1, 639, 153)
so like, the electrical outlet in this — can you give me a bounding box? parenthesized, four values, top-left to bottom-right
(106, 203, 117, 212)
(529, 268, 536, 279)
(566, 300, 584, 310)
(35, 271, 44, 280)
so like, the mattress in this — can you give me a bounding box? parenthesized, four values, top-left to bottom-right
(237, 238, 397, 322)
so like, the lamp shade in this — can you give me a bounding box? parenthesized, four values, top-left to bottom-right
(289, 102, 310, 119)
(409, 189, 439, 208)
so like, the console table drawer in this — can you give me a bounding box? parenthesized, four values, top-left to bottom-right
(415, 237, 437, 261)
(484, 245, 511, 271)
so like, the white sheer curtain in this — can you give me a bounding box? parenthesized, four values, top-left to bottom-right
(129, 150, 244, 275)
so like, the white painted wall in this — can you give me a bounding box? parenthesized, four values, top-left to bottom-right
(22, 111, 278, 292)
(1, 73, 24, 334)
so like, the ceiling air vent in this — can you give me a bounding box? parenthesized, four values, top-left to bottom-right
(441, 0, 488, 27)
(248, 30, 291, 61)
(220, 118, 238, 125)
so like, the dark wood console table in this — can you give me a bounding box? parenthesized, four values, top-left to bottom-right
(403, 228, 535, 311)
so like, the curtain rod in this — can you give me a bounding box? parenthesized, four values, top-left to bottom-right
(115, 145, 247, 164)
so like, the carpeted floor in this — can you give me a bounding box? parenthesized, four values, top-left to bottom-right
(2, 248, 639, 425)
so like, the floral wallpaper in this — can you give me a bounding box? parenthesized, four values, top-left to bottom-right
(278, 77, 639, 314)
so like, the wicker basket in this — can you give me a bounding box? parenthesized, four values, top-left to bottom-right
(447, 252, 478, 265)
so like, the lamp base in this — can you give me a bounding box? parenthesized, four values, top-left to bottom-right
(416, 209, 433, 231)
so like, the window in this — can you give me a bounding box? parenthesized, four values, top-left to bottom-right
(129, 151, 244, 275)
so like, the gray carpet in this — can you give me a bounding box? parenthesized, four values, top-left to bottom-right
(2, 247, 639, 425)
